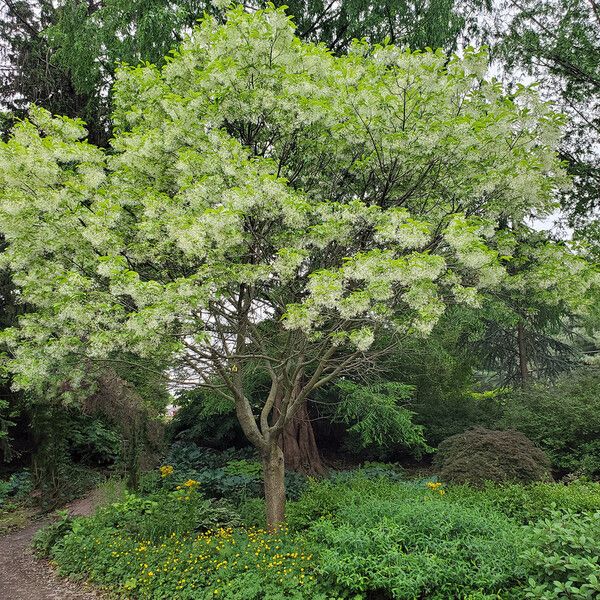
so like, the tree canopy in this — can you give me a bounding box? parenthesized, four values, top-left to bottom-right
(0, 0, 489, 145)
(0, 6, 597, 525)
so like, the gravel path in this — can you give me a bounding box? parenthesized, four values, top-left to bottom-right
(0, 496, 104, 600)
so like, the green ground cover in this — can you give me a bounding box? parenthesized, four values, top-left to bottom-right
(35, 464, 600, 600)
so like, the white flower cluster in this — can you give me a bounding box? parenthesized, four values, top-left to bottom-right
(0, 6, 577, 393)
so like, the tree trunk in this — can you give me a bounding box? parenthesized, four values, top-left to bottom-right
(279, 400, 326, 475)
(517, 321, 528, 384)
(262, 442, 286, 529)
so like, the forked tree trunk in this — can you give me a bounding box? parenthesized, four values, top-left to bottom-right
(247, 374, 325, 528)
(262, 442, 286, 529)
(279, 400, 326, 475)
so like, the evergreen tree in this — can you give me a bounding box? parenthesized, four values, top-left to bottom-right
(0, 0, 105, 142)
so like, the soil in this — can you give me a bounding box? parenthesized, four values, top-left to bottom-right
(0, 494, 105, 600)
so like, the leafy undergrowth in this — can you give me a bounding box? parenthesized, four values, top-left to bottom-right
(0, 470, 35, 534)
(35, 466, 600, 600)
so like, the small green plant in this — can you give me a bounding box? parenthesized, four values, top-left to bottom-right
(287, 479, 343, 531)
(236, 497, 266, 528)
(356, 461, 406, 480)
(32, 510, 74, 556)
(154, 444, 308, 503)
(224, 458, 263, 477)
(521, 509, 600, 599)
(96, 484, 241, 542)
(52, 522, 322, 599)
(94, 476, 127, 506)
(287, 474, 431, 531)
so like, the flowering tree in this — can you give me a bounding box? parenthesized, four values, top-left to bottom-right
(0, 7, 595, 526)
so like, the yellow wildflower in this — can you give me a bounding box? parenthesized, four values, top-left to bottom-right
(425, 481, 445, 495)
(160, 465, 174, 478)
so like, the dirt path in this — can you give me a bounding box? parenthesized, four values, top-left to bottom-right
(0, 495, 104, 600)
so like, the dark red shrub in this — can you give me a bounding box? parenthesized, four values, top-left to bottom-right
(434, 427, 552, 485)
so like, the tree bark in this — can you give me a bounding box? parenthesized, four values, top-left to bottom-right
(278, 400, 326, 475)
(262, 442, 286, 529)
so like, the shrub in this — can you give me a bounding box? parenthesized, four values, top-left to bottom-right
(41, 473, 600, 599)
(30, 406, 111, 508)
(307, 496, 526, 598)
(36, 484, 241, 561)
(165, 443, 257, 472)
(236, 497, 266, 528)
(0, 470, 32, 507)
(191, 466, 263, 500)
(287, 473, 422, 531)
(68, 413, 121, 465)
(330, 461, 406, 482)
(287, 479, 345, 531)
(169, 388, 245, 449)
(501, 368, 600, 477)
(93, 485, 240, 542)
(521, 509, 600, 599)
(169, 370, 273, 451)
(322, 381, 432, 460)
(156, 444, 262, 500)
(435, 427, 552, 485)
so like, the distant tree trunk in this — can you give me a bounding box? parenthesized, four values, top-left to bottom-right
(274, 383, 325, 475)
(517, 321, 528, 384)
(278, 400, 326, 475)
(262, 442, 286, 529)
